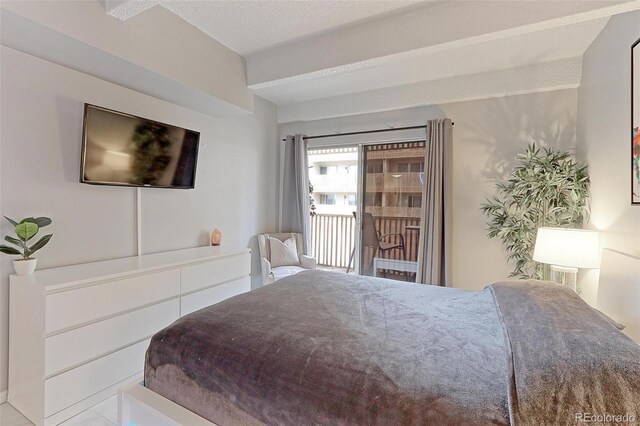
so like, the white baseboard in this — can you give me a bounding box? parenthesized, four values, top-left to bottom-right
(1, 389, 7, 403)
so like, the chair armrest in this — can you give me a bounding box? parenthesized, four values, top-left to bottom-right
(300, 255, 317, 270)
(261, 258, 272, 285)
(380, 233, 405, 245)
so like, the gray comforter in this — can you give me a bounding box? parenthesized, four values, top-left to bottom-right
(145, 271, 640, 425)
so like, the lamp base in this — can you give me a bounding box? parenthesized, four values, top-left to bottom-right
(550, 265, 578, 292)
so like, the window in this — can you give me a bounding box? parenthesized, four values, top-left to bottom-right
(319, 194, 336, 205)
(320, 166, 338, 175)
(347, 194, 356, 206)
(408, 195, 422, 208)
(367, 162, 383, 173)
(319, 166, 337, 175)
(400, 194, 422, 208)
(399, 162, 423, 173)
(365, 193, 383, 206)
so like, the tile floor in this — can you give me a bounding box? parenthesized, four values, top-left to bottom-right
(0, 395, 117, 426)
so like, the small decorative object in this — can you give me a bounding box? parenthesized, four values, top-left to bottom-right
(0, 216, 53, 275)
(632, 37, 639, 204)
(210, 228, 223, 246)
(481, 144, 590, 279)
(532, 227, 600, 293)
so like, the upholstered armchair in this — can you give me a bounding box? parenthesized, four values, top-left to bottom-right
(258, 232, 316, 285)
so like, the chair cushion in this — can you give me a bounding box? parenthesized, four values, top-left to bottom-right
(268, 235, 300, 267)
(272, 265, 306, 281)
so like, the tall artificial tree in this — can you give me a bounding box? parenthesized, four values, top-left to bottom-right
(481, 144, 590, 279)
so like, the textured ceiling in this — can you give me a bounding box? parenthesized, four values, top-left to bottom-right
(254, 18, 609, 105)
(159, 0, 427, 55)
(105, 0, 640, 119)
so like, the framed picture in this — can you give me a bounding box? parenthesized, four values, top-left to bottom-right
(633, 37, 640, 205)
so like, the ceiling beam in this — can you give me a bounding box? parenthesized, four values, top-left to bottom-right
(1, 4, 254, 117)
(277, 57, 582, 123)
(105, 0, 158, 21)
(248, 0, 640, 91)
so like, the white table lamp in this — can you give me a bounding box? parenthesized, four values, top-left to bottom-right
(532, 227, 600, 292)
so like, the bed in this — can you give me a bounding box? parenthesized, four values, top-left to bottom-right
(120, 265, 640, 425)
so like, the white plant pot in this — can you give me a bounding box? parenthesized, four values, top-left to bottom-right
(14, 258, 37, 275)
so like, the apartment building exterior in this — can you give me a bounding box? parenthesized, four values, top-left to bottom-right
(308, 142, 425, 218)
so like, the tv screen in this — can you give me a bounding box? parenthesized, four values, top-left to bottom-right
(81, 104, 200, 189)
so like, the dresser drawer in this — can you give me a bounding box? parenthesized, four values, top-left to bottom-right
(44, 338, 149, 417)
(181, 252, 250, 293)
(45, 269, 180, 333)
(45, 299, 179, 377)
(181, 276, 251, 316)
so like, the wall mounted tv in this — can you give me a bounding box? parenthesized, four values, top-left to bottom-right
(81, 104, 200, 189)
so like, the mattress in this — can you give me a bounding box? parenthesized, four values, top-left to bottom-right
(145, 270, 640, 425)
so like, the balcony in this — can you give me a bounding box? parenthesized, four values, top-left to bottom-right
(310, 173, 357, 193)
(365, 172, 423, 193)
(364, 206, 422, 218)
(310, 213, 421, 275)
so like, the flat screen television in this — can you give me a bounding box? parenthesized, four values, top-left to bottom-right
(81, 104, 200, 189)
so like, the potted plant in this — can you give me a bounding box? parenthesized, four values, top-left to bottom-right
(481, 144, 590, 280)
(0, 216, 53, 275)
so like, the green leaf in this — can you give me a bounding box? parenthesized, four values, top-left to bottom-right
(32, 217, 52, 227)
(28, 234, 52, 255)
(5, 235, 25, 248)
(4, 216, 18, 227)
(0, 245, 21, 256)
(15, 222, 38, 241)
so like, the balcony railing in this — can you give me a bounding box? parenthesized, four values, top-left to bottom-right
(310, 214, 356, 268)
(364, 206, 422, 218)
(310, 213, 421, 269)
(310, 173, 357, 193)
(365, 172, 423, 193)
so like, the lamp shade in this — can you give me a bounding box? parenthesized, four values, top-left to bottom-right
(533, 227, 600, 269)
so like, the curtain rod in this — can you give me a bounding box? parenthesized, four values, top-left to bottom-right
(281, 122, 454, 142)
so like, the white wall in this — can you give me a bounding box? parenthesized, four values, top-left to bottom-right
(281, 89, 578, 291)
(1, 0, 253, 113)
(576, 10, 640, 303)
(0, 46, 278, 398)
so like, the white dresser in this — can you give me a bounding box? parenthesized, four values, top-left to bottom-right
(8, 246, 251, 426)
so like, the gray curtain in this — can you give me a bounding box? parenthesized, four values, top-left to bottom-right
(417, 119, 453, 286)
(280, 134, 311, 254)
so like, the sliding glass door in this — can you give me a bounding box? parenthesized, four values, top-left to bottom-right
(359, 141, 426, 282)
(307, 147, 359, 272)
(306, 141, 426, 282)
